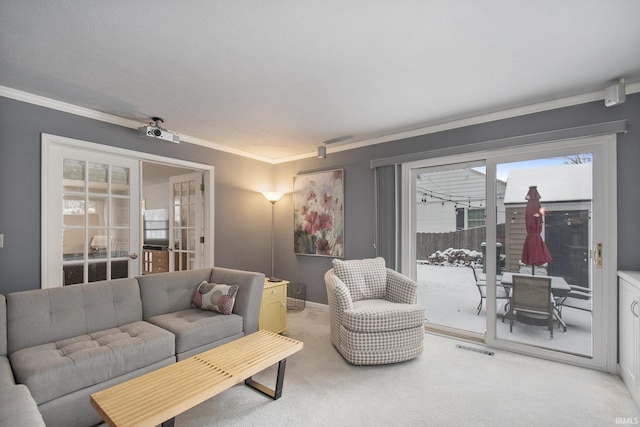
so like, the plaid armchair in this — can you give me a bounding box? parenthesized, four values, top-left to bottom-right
(324, 257, 425, 365)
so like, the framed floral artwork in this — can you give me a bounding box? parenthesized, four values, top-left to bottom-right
(293, 169, 344, 257)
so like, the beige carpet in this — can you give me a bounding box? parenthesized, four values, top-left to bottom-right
(176, 304, 639, 426)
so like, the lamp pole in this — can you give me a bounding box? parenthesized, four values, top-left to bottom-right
(262, 192, 284, 281)
(269, 200, 277, 281)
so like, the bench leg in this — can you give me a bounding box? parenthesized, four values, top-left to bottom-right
(161, 418, 175, 427)
(245, 358, 287, 400)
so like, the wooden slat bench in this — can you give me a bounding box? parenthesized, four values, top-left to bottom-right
(91, 330, 303, 427)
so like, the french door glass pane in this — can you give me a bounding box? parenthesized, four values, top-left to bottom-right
(63, 264, 84, 285)
(189, 205, 196, 226)
(113, 198, 129, 226)
(174, 206, 181, 227)
(88, 163, 108, 194)
(62, 195, 84, 225)
(173, 183, 180, 204)
(88, 196, 107, 226)
(88, 262, 107, 282)
(63, 229, 84, 261)
(63, 159, 85, 192)
(112, 229, 129, 257)
(111, 261, 129, 279)
(111, 166, 130, 196)
(89, 229, 108, 258)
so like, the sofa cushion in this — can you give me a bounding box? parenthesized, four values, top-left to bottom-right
(342, 299, 425, 333)
(146, 308, 244, 356)
(332, 257, 387, 302)
(9, 321, 175, 405)
(137, 268, 215, 319)
(7, 278, 142, 353)
(191, 281, 238, 314)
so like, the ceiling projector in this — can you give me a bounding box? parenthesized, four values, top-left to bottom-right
(137, 117, 180, 143)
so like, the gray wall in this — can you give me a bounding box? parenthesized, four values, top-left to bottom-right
(274, 94, 640, 304)
(1, 93, 639, 303)
(0, 96, 274, 295)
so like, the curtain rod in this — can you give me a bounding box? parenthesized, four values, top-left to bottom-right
(370, 120, 627, 169)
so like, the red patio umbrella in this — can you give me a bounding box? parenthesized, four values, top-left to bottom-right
(521, 186, 552, 275)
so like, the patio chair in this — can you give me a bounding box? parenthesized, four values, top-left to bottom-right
(324, 257, 425, 365)
(508, 275, 558, 338)
(470, 266, 509, 315)
(555, 284, 592, 316)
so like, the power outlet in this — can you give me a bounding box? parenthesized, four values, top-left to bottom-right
(0, 233, 3, 248)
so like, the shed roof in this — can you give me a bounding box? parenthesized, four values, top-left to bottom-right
(503, 163, 592, 204)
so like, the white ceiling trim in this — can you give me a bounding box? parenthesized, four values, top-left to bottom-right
(0, 86, 275, 163)
(3, 83, 639, 165)
(286, 82, 640, 164)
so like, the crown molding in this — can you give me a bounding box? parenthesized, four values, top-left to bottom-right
(0, 86, 143, 129)
(0, 86, 276, 164)
(3, 82, 639, 165)
(274, 81, 640, 164)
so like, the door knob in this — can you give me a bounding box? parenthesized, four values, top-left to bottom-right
(129, 253, 138, 260)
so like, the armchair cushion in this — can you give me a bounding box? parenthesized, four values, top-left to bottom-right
(331, 257, 386, 302)
(343, 299, 425, 333)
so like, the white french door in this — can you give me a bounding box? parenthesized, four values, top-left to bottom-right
(169, 172, 204, 271)
(43, 136, 140, 287)
(403, 135, 617, 371)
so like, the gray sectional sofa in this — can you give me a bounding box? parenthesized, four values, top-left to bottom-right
(0, 267, 265, 427)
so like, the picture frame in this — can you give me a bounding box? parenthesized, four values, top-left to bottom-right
(293, 169, 344, 257)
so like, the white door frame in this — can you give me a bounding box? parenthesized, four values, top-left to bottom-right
(41, 133, 215, 287)
(401, 135, 617, 372)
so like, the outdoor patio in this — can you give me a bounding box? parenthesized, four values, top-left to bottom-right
(417, 264, 592, 356)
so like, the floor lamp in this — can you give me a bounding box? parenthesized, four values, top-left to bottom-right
(262, 191, 284, 282)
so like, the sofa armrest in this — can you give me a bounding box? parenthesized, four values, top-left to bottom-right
(385, 268, 418, 304)
(0, 384, 45, 427)
(0, 294, 6, 357)
(210, 267, 265, 335)
(0, 356, 15, 387)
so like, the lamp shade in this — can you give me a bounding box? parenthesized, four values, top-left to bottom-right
(262, 191, 284, 203)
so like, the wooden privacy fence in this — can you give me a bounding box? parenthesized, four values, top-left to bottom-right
(416, 224, 505, 261)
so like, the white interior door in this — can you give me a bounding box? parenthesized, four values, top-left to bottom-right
(43, 138, 140, 287)
(169, 172, 204, 271)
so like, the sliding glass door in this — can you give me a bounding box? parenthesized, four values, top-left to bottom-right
(412, 161, 489, 336)
(404, 135, 617, 370)
(491, 154, 594, 356)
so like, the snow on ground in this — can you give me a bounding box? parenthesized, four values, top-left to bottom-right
(416, 264, 592, 355)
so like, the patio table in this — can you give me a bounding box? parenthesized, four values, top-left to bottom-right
(500, 272, 571, 298)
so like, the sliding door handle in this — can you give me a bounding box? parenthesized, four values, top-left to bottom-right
(592, 243, 602, 269)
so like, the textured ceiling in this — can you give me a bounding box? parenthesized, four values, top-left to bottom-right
(2, 1, 640, 163)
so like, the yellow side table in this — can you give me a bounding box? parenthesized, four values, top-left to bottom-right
(259, 279, 289, 334)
